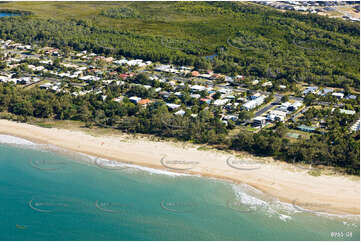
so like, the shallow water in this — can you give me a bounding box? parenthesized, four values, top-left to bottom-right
(0, 136, 359, 240)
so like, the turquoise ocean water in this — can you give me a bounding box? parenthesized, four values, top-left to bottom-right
(0, 135, 359, 241)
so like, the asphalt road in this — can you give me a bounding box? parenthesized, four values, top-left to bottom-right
(254, 95, 282, 117)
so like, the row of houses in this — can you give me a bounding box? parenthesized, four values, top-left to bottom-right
(0, 75, 40, 85)
(302, 86, 356, 99)
(253, 100, 304, 127)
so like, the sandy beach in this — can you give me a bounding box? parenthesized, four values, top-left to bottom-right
(0, 119, 359, 215)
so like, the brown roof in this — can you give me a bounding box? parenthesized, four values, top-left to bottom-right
(191, 71, 199, 77)
(138, 99, 152, 105)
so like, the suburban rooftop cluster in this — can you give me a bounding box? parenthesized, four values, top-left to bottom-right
(0, 38, 359, 135)
(257, 1, 360, 22)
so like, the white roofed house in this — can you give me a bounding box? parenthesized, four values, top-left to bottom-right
(190, 94, 201, 99)
(218, 88, 231, 94)
(242, 95, 265, 111)
(213, 99, 229, 106)
(253, 116, 266, 127)
(277, 102, 292, 112)
(252, 80, 259, 85)
(332, 92, 344, 99)
(39, 82, 52, 90)
(288, 101, 303, 111)
(190, 85, 206, 92)
(28, 65, 45, 72)
(302, 86, 318, 95)
(129, 96, 141, 104)
(79, 75, 100, 81)
(0, 76, 10, 83)
(225, 76, 234, 83)
(166, 103, 181, 111)
(339, 109, 356, 115)
(350, 120, 360, 132)
(318, 88, 333, 96)
(174, 109, 186, 116)
(113, 96, 124, 103)
(261, 81, 273, 87)
(267, 110, 287, 122)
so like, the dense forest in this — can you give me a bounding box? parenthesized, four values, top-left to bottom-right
(0, 1, 359, 89)
(0, 83, 359, 174)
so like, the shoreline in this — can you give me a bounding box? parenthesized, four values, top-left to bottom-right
(0, 119, 359, 215)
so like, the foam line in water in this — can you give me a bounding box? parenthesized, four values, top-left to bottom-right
(0, 134, 35, 145)
(231, 184, 360, 222)
(91, 156, 192, 177)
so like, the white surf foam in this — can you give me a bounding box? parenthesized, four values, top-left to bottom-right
(279, 214, 292, 222)
(124, 163, 193, 177)
(231, 183, 360, 223)
(230, 183, 299, 219)
(0, 135, 35, 145)
(89, 156, 191, 177)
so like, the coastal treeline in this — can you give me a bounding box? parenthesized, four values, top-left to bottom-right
(0, 1, 359, 89)
(0, 83, 359, 174)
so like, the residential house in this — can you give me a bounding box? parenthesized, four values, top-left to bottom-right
(339, 109, 356, 115)
(332, 92, 344, 99)
(129, 96, 141, 104)
(267, 110, 287, 122)
(242, 95, 265, 111)
(253, 116, 266, 127)
(175, 109, 186, 116)
(138, 99, 152, 106)
(302, 86, 318, 95)
(166, 103, 181, 110)
(213, 99, 229, 106)
(351, 120, 360, 132)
